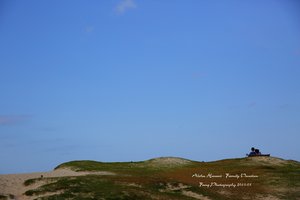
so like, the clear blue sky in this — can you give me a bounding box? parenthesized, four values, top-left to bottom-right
(1, 0, 300, 173)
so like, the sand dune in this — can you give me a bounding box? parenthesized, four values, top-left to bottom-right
(0, 168, 115, 200)
(1, 157, 299, 200)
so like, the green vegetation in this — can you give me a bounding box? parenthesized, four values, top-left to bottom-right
(24, 157, 300, 200)
(25, 176, 194, 200)
(24, 178, 40, 186)
(0, 195, 7, 200)
(0, 194, 14, 200)
(55, 157, 194, 175)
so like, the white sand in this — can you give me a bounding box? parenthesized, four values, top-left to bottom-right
(0, 168, 115, 200)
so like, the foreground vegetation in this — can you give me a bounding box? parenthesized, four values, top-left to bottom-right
(23, 157, 300, 200)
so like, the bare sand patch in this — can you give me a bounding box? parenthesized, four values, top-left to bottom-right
(159, 182, 211, 200)
(182, 190, 212, 200)
(0, 168, 115, 200)
(146, 157, 192, 167)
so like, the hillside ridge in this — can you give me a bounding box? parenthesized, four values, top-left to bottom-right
(55, 156, 299, 170)
(1, 156, 299, 200)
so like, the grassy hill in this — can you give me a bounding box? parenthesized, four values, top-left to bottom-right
(22, 156, 300, 200)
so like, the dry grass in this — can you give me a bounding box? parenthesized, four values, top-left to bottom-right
(1, 156, 299, 200)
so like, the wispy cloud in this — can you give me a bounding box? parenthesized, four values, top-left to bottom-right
(85, 26, 94, 33)
(248, 102, 257, 108)
(115, 0, 137, 14)
(279, 104, 290, 110)
(0, 115, 30, 126)
(192, 72, 207, 79)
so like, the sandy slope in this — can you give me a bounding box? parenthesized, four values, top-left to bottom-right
(0, 168, 115, 200)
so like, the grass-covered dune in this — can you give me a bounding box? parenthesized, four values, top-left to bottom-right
(20, 157, 300, 200)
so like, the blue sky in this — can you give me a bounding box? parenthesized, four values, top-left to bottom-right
(1, 0, 300, 173)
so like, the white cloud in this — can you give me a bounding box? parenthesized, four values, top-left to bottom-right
(85, 26, 94, 33)
(115, 0, 137, 14)
(0, 115, 30, 125)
